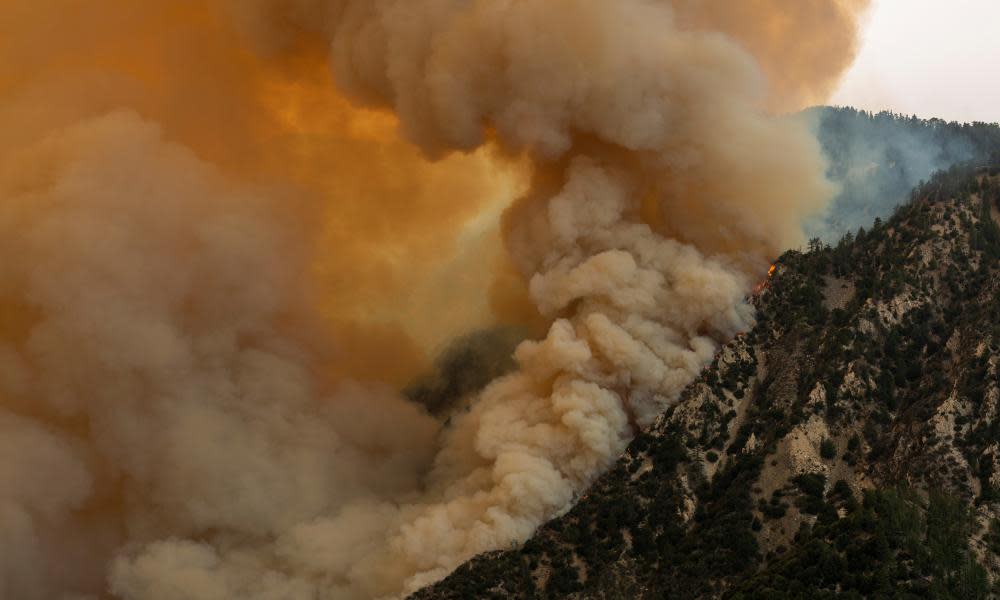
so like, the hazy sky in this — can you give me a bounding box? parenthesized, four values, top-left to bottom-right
(831, 0, 1000, 124)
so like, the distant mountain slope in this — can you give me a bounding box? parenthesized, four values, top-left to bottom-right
(411, 164, 1000, 599)
(809, 107, 1000, 241)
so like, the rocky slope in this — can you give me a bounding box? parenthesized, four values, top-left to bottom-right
(411, 164, 1000, 599)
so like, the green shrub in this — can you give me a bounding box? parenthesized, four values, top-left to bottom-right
(820, 439, 837, 460)
(793, 473, 827, 498)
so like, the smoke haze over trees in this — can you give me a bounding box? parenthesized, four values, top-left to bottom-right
(808, 106, 1000, 241)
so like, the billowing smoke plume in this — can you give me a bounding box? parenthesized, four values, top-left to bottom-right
(0, 1, 866, 598)
(670, 0, 871, 110)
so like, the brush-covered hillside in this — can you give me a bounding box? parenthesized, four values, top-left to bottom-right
(411, 164, 1000, 599)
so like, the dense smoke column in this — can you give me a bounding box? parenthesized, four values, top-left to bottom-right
(0, 1, 866, 599)
(192, 0, 840, 596)
(320, 0, 838, 416)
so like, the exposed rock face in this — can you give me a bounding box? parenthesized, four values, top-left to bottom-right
(410, 166, 1000, 599)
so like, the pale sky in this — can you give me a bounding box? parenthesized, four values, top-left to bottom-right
(831, 0, 1000, 124)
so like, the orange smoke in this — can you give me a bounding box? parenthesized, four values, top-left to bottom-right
(671, 0, 872, 111)
(0, 0, 529, 382)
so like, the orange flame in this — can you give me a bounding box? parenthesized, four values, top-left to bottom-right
(752, 264, 778, 296)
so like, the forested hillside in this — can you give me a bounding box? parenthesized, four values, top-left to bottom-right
(809, 107, 1000, 241)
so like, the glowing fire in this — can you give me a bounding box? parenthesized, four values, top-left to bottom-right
(752, 264, 778, 296)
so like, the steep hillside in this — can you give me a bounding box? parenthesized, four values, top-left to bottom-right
(411, 164, 1000, 599)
